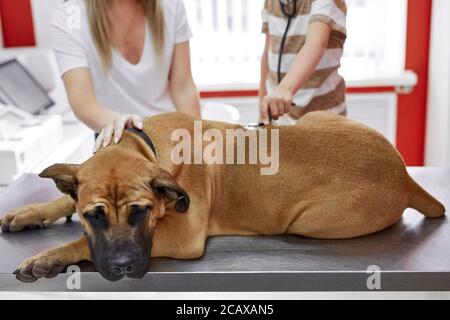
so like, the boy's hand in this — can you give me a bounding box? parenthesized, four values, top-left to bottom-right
(260, 86, 293, 124)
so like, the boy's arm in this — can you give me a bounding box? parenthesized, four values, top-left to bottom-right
(260, 21, 332, 124)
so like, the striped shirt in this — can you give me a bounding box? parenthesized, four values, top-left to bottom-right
(262, 0, 347, 120)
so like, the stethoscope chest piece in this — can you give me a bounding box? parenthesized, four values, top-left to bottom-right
(244, 123, 269, 131)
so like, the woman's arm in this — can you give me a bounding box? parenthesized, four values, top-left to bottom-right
(169, 42, 201, 118)
(260, 21, 331, 123)
(259, 32, 270, 109)
(62, 68, 118, 132)
(62, 68, 142, 151)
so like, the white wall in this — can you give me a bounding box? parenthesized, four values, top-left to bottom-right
(425, 0, 450, 167)
(30, 0, 65, 47)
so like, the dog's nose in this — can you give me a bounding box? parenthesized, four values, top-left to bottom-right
(112, 264, 134, 275)
(110, 257, 135, 275)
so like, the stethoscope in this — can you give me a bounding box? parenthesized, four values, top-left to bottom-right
(277, 0, 299, 84)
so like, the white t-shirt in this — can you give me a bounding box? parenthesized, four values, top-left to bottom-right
(51, 0, 192, 116)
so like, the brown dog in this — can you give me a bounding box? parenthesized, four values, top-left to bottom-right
(0, 111, 445, 282)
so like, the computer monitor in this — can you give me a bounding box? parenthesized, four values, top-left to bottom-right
(0, 59, 54, 115)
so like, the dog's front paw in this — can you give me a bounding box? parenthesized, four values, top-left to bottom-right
(14, 250, 68, 283)
(1, 204, 50, 233)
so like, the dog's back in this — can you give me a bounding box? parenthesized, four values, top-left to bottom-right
(145, 112, 445, 239)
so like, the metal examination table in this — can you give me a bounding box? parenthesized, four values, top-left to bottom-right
(0, 168, 449, 292)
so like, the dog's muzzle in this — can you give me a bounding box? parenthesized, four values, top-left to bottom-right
(87, 236, 152, 281)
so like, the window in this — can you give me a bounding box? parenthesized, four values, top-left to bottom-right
(184, 0, 408, 87)
(341, 0, 407, 80)
(185, 0, 266, 87)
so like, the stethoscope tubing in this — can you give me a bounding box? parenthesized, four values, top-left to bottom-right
(277, 0, 298, 84)
(279, 0, 298, 19)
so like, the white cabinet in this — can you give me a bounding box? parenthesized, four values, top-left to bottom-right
(346, 93, 397, 144)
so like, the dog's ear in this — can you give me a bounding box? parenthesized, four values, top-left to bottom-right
(151, 169, 190, 213)
(39, 164, 80, 200)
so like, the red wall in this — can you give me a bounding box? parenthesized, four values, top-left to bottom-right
(0, 0, 36, 47)
(396, 0, 432, 166)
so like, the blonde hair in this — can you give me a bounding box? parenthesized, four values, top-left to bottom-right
(86, 0, 165, 71)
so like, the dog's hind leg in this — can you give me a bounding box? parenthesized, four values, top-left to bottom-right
(286, 187, 407, 239)
(0, 195, 75, 232)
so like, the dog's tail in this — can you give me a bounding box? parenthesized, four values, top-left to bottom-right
(407, 176, 446, 218)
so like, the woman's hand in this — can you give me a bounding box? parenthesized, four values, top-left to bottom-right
(260, 86, 294, 124)
(94, 114, 143, 153)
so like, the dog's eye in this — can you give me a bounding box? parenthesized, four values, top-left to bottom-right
(128, 205, 151, 226)
(84, 206, 107, 229)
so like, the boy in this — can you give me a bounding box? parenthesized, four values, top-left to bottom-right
(260, 0, 347, 124)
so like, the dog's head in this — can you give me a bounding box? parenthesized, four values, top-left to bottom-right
(39, 147, 189, 281)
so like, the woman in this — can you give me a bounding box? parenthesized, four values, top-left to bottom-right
(51, 0, 201, 151)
